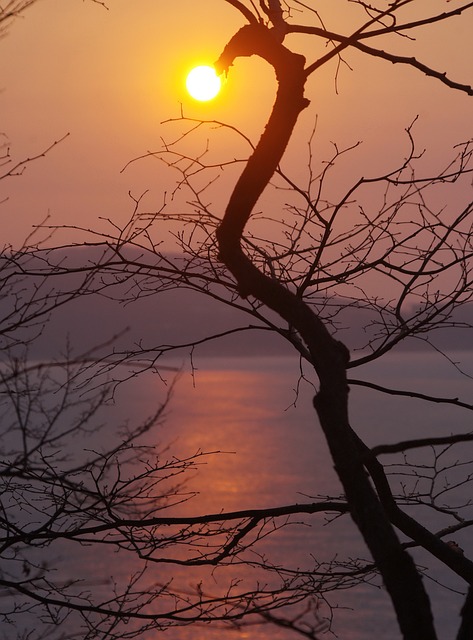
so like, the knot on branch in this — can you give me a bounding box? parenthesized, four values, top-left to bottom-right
(215, 23, 306, 81)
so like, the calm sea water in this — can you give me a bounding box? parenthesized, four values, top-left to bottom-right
(5, 351, 473, 639)
(103, 350, 473, 639)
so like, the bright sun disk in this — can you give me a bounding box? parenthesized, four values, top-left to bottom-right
(186, 65, 221, 101)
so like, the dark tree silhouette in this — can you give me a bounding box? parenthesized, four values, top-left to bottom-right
(2, 2, 473, 639)
(212, 11, 472, 639)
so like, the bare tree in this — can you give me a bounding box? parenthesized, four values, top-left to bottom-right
(0, 1, 37, 37)
(2, 1, 473, 639)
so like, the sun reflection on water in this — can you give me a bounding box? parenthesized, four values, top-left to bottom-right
(45, 354, 473, 640)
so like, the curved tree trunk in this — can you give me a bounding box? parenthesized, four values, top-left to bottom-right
(215, 23, 437, 640)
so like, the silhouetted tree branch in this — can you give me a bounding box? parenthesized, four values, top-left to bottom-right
(2, 2, 473, 639)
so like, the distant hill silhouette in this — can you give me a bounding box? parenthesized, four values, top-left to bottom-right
(5, 246, 473, 359)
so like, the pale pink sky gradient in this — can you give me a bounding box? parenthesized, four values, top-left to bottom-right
(1, 0, 471, 248)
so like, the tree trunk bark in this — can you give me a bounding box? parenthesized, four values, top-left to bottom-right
(215, 23, 437, 639)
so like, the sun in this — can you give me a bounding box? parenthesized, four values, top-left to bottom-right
(186, 65, 222, 102)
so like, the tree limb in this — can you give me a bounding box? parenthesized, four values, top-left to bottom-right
(215, 21, 438, 640)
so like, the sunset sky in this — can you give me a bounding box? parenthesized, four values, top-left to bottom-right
(1, 9, 472, 637)
(1, 0, 472, 249)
